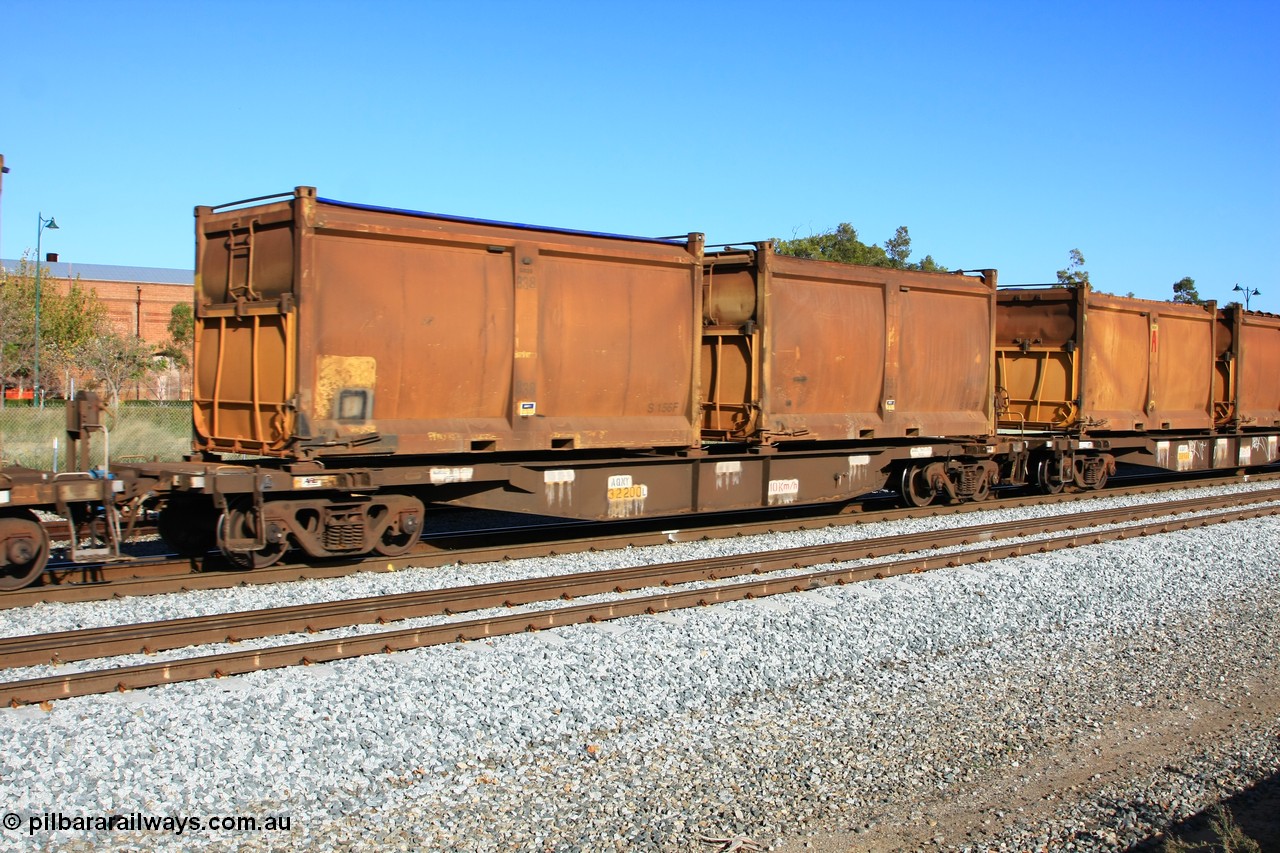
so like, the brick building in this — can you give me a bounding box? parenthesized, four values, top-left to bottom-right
(1, 258, 194, 399)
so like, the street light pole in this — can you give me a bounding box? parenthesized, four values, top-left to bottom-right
(0, 154, 8, 260)
(33, 213, 58, 407)
(1233, 283, 1261, 311)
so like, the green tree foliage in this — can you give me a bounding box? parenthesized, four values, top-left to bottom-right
(0, 254, 107, 403)
(1056, 249, 1090, 288)
(155, 302, 195, 401)
(1171, 276, 1202, 304)
(42, 278, 107, 391)
(157, 302, 194, 368)
(0, 258, 39, 399)
(883, 226, 911, 265)
(775, 223, 946, 272)
(76, 329, 154, 410)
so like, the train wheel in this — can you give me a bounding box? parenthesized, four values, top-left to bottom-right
(215, 505, 287, 570)
(900, 465, 935, 508)
(0, 512, 51, 591)
(373, 496, 425, 557)
(1036, 458, 1066, 495)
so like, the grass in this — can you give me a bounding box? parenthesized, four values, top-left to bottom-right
(0, 402, 193, 469)
(1163, 806, 1262, 853)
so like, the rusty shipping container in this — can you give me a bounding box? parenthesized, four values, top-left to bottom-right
(193, 188, 704, 458)
(1215, 306, 1280, 429)
(996, 285, 1217, 433)
(700, 242, 998, 442)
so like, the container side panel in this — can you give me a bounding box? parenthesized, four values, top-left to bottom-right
(537, 254, 694, 421)
(1154, 314, 1213, 424)
(1239, 316, 1280, 426)
(296, 200, 699, 453)
(899, 290, 991, 416)
(1084, 306, 1150, 427)
(308, 237, 514, 422)
(766, 277, 885, 425)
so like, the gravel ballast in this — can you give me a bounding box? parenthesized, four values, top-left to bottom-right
(0, 488, 1277, 851)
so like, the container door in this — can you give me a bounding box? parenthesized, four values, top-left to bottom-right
(193, 199, 298, 455)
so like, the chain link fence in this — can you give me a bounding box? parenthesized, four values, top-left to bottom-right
(0, 401, 193, 470)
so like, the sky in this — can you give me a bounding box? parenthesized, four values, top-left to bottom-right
(1, 0, 1277, 309)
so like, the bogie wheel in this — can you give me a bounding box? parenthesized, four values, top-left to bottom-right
(900, 464, 935, 508)
(1036, 457, 1066, 495)
(0, 511, 51, 591)
(215, 505, 287, 570)
(374, 496, 425, 557)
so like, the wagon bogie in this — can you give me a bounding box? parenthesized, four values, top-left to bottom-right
(205, 491, 427, 566)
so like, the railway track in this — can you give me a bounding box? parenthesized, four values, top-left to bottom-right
(3, 486, 1276, 707)
(12, 470, 1279, 609)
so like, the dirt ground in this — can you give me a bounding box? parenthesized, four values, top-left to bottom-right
(771, 670, 1280, 852)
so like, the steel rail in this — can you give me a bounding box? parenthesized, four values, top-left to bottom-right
(2, 497, 1276, 706)
(10, 471, 1279, 610)
(4, 487, 1279, 669)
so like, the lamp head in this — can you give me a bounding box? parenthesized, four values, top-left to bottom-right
(45, 217, 58, 230)
(1233, 284, 1244, 293)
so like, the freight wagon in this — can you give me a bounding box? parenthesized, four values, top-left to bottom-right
(6, 188, 1277, 585)
(122, 188, 1030, 568)
(995, 284, 1280, 487)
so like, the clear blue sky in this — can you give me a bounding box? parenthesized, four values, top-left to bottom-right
(2, 0, 1277, 309)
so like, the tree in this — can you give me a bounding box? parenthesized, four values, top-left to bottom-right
(156, 302, 195, 399)
(165, 302, 194, 362)
(0, 254, 108, 404)
(1056, 249, 1090, 288)
(1171, 276, 1202, 305)
(884, 226, 911, 266)
(76, 329, 153, 410)
(776, 223, 947, 271)
(41, 278, 107, 397)
(0, 257, 39, 403)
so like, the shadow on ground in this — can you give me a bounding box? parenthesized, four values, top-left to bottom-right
(1132, 770, 1279, 851)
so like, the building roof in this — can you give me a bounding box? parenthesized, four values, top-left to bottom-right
(0, 259, 193, 286)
